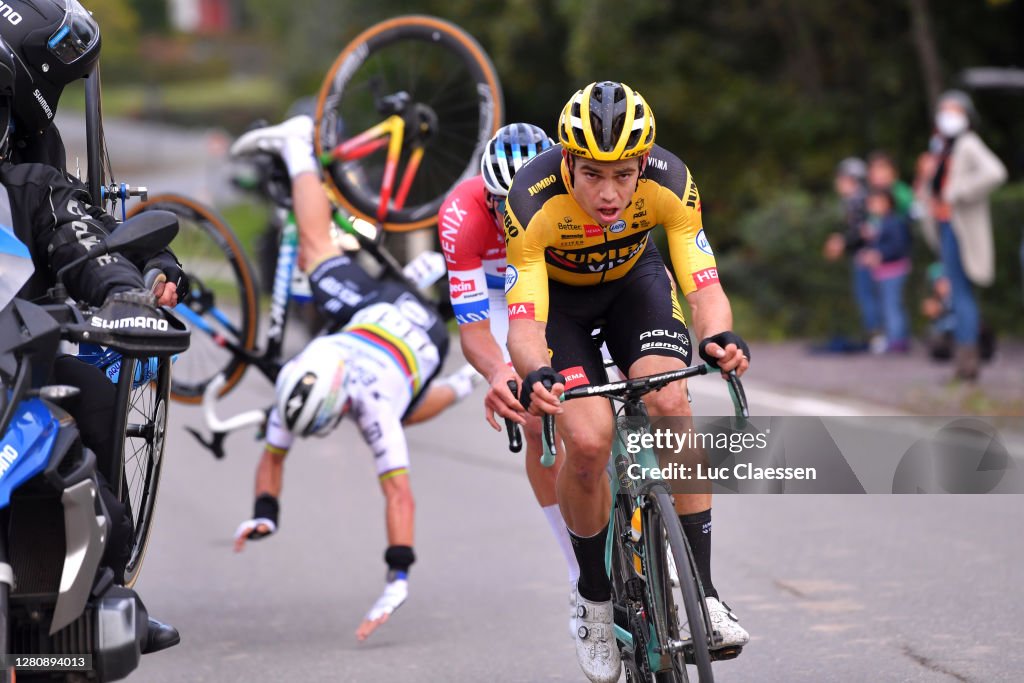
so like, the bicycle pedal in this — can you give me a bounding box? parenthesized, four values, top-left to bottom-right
(710, 645, 743, 662)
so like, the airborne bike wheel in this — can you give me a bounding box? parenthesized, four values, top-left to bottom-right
(129, 195, 260, 403)
(315, 15, 503, 232)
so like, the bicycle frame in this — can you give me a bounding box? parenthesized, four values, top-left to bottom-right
(540, 364, 748, 678)
(172, 208, 303, 383)
(319, 115, 426, 223)
(605, 399, 702, 674)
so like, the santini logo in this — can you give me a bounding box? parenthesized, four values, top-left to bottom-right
(0, 4, 22, 25)
(91, 315, 169, 331)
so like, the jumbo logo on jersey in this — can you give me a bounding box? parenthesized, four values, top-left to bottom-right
(529, 174, 557, 196)
(504, 265, 519, 293)
(546, 234, 647, 274)
(449, 277, 477, 298)
(695, 229, 714, 256)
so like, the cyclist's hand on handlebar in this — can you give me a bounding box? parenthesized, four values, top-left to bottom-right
(485, 366, 526, 431)
(699, 331, 751, 377)
(519, 367, 565, 417)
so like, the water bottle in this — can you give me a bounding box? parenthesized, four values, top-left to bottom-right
(631, 507, 644, 577)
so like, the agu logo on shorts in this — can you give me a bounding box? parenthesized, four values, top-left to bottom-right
(695, 229, 714, 256)
(504, 265, 519, 293)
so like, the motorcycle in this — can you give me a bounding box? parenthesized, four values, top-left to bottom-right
(0, 212, 189, 682)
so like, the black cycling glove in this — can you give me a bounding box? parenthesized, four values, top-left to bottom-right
(698, 331, 751, 369)
(143, 250, 190, 303)
(234, 493, 280, 542)
(519, 367, 565, 411)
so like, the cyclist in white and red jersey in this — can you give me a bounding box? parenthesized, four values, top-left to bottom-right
(438, 123, 586, 613)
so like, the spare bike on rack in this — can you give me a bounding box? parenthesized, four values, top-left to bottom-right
(0, 211, 189, 683)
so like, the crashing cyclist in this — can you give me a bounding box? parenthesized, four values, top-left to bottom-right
(504, 81, 751, 683)
(0, 3, 189, 653)
(228, 115, 478, 641)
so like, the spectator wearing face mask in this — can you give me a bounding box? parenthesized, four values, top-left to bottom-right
(918, 90, 1007, 381)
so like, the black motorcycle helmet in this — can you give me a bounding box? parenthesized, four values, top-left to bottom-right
(0, 35, 15, 153)
(0, 0, 100, 137)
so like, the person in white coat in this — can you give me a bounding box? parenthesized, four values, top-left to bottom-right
(919, 90, 1007, 381)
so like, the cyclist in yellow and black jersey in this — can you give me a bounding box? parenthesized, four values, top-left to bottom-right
(504, 81, 750, 683)
(504, 142, 717, 316)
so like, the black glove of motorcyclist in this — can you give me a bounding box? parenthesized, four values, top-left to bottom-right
(143, 250, 190, 303)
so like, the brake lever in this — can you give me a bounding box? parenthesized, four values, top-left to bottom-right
(504, 380, 522, 453)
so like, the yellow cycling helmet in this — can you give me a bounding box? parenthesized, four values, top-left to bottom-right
(557, 81, 655, 161)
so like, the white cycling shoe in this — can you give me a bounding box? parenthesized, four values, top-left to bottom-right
(569, 584, 578, 639)
(706, 596, 749, 650)
(230, 115, 314, 167)
(574, 592, 621, 683)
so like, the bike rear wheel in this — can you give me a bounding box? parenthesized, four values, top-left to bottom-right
(129, 195, 260, 403)
(118, 356, 170, 587)
(315, 15, 503, 232)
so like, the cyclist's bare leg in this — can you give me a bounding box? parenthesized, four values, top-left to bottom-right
(402, 384, 455, 424)
(291, 173, 342, 272)
(554, 395, 614, 535)
(523, 413, 562, 506)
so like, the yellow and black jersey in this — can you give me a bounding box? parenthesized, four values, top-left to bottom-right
(503, 144, 719, 322)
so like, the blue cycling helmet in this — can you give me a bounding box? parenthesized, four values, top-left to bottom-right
(480, 123, 553, 197)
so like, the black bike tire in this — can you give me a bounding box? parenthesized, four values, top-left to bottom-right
(84, 64, 105, 205)
(120, 356, 169, 588)
(128, 195, 260, 403)
(314, 14, 504, 232)
(650, 491, 714, 682)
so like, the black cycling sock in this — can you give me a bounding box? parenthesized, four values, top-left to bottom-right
(680, 509, 717, 600)
(569, 525, 611, 602)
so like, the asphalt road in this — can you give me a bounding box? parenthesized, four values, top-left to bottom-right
(126, 353, 1024, 683)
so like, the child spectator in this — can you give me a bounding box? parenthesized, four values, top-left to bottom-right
(861, 188, 912, 353)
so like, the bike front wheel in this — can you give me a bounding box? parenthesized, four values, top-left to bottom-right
(315, 15, 503, 232)
(648, 491, 714, 683)
(129, 195, 260, 403)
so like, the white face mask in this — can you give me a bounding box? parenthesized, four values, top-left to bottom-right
(935, 110, 968, 138)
